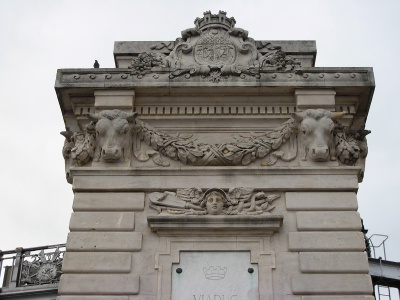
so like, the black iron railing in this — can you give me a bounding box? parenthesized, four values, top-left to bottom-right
(0, 244, 65, 292)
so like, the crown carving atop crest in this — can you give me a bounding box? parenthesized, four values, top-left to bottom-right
(194, 10, 236, 31)
(203, 266, 227, 280)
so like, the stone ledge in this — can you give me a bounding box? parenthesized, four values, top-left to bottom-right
(147, 215, 283, 236)
(70, 167, 361, 192)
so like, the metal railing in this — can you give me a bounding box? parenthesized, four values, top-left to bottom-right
(368, 234, 400, 300)
(0, 243, 65, 292)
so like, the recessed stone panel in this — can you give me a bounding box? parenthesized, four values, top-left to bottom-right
(172, 252, 259, 300)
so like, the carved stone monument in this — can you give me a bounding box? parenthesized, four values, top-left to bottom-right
(56, 11, 374, 300)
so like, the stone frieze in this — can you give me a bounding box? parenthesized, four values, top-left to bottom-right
(61, 109, 369, 182)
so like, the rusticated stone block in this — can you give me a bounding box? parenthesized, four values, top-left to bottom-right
(69, 212, 135, 231)
(299, 252, 369, 273)
(296, 211, 362, 231)
(62, 252, 131, 273)
(58, 274, 139, 295)
(73, 192, 144, 211)
(292, 274, 373, 295)
(286, 192, 358, 211)
(301, 296, 375, 300)
(66, 232, 142, 251)
(289, 232, 365, 251)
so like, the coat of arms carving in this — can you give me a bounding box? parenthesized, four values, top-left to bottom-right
(129, 11, 301, 81)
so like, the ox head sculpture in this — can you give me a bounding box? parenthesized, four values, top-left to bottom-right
(292, 109, 346, 162)
(87, 109, 138, 163)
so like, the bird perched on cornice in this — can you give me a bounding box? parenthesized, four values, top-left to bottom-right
(93, 60, 99, 68)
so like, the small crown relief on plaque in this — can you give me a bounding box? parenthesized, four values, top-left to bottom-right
(203, 266, 227, 280)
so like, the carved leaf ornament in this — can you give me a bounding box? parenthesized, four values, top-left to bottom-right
(129, 11, 301, 81)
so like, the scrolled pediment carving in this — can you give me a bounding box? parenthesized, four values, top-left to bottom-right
(128, 11, 301, 82)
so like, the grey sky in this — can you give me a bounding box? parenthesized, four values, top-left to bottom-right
(0, 0, 399, 266)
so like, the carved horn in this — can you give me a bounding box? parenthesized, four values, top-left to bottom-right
(126, 112, 138, 122)
(87, 113, 99, 122)
(291, 111, 306, 122)
(60, 131, 73, 142)
(330, 111, 346, 120)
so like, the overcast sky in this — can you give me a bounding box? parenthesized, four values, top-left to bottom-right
(0, 0, 399, 267)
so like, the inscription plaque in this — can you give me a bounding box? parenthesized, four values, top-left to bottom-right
(172, 251, 259, 300)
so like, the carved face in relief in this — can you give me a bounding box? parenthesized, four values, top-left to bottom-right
(205, 191, 225, 215)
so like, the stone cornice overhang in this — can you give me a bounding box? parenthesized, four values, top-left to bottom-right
(55, 67, 375, 118)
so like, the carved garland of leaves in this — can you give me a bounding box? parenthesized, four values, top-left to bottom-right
(133, 119, 294, 166)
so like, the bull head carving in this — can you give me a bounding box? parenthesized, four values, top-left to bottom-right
(292, 109, 346, 162)
(87, 109, 138, 163)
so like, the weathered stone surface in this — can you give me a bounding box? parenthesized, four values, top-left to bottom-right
(296, 211, 362, 231)
(286, 192, 358, 211)
(66, 232, 142, 251)
(58, 274, 139, 295)
(291, 274, 373, 294)
(73, 192, 144, 211)
(299, 252, 369, 273)
(289, 232, 365, 251)
(69, 212, 135, 231)
(62, 252, 132, 273)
